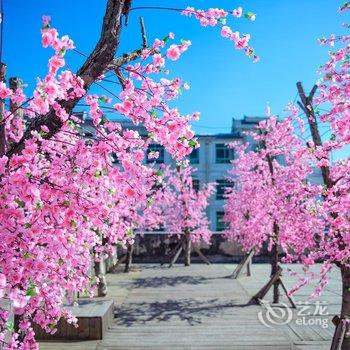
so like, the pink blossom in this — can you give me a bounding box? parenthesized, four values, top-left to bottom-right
(153, 54, 165, 67)
(166, 45, 181, 61)
(232, 7, 243, 17)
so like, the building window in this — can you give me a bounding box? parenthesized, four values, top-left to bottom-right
(215, 143, 234, 164)
(216, 211, 227, 232)
(147, 144, 165, 164)
(216, 179, 234, 200)
(189, 148, 199, 164)
(192, 178, 200, 192)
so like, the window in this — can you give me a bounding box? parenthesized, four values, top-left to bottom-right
(216, 211, 227, 232)
(192, 178, 200, 192)
(147, 144, 165, 164)
(216, 179, 234, 200)
(215, 143, 234, 164)
(189, 148, 199, 164)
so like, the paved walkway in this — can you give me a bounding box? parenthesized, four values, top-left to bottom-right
(40, 263, 341, 350)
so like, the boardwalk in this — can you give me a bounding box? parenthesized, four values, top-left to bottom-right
(40, 263, 341, 350)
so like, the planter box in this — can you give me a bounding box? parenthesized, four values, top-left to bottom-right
(34, 299, 114, 341)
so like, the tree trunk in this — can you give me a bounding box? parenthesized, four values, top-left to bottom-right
(94, 259, 107, 297)
(271, 240, 280, 304)
(124, 243, 133, 273)
(341, 265, 350, 350)
(184, 230, 191, 266)
(0, 63, 7, 157)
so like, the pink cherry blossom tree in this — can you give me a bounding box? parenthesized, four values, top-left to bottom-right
(224, 117, 321, 304)
(154, 164, 215, 266)
(225, 5, 350, 342)
(0, 1, 257, 348)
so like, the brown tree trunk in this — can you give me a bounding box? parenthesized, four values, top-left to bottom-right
(0, 63, 7, 157)
(341, 265, 350, 350)
(271, 222, 280, 304)
(94, 259, 107, 297)
(184, 230, 191, 266)
(124, 243, 133, 273)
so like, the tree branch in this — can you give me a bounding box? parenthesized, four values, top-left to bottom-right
(296, 81, 333, 188)
(6, 0, 131, 159)
(139, 17, 148, 48)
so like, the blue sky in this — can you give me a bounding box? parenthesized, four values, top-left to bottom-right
(4, 0, 347, 135)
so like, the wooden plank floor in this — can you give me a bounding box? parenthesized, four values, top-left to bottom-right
(40, 263, 341, 350)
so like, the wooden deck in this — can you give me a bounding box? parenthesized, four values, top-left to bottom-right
(39, 263, 341, 350)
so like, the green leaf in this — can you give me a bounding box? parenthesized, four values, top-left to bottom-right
(15, 198, 25, 208)
(127, 229, 134, 237)
(94, 170, 102, 178)
(39, 130, 48, 138)
(5, 320, 14, 332)
(108, 187, 116, 195)
(70, 219, 77, 228)
(35, 201, 43, 209)
(67, 120, 76, 129)
(23, 251, 33, 259)
(188, 139, 198, 148)
(26, 281, 37, 297)
(146, 198, 154, 208)
(58, 258, 65, 265)
(244, 12, 256, 20)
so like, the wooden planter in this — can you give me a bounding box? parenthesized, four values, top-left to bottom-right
(34, 299, 114, 341)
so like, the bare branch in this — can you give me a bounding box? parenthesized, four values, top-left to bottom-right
(114, 67, 126, 89)
(108, 46, 158, 71)
(139, 17, 148, 48)
(309, 84, 318, 101)
(296, 81, 333, 188)
(296, 81, 308, 106)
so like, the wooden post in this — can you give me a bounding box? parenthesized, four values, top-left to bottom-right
(169, 245, 183, 268)
(161, 238, 182, 266)
(250, 266, 282, 304)
(194, 247, 211, 265)
(231, 250, 254, 279)
(249, 266, 296, 308)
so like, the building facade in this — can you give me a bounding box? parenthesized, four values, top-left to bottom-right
(189, 117, 265, 231)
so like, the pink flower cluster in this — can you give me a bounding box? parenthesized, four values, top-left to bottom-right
(152, 165, 215, 244)
(181, 6, 259, 62)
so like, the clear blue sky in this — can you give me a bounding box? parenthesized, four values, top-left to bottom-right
(3, 0, 347, 135)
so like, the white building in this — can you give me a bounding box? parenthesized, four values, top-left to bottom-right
(85, 115, 266, 231)
(80, 114, 325, 232)
(189, 117, 265, 231)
